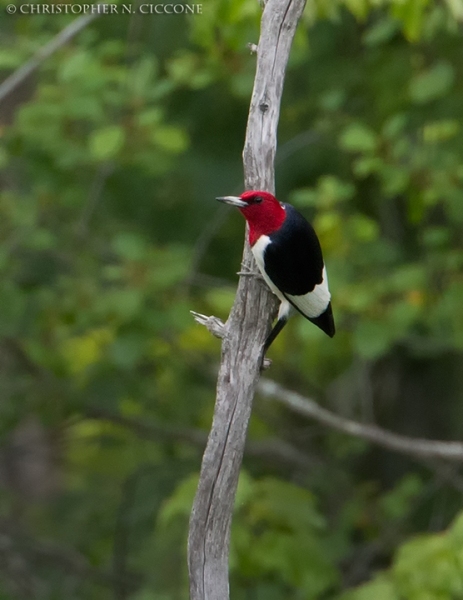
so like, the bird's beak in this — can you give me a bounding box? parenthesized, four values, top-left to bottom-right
(216, 195, 247, 208)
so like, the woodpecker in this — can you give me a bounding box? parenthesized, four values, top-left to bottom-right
(216, 190, 335, 352)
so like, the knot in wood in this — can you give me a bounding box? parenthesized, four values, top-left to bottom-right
(247, 42, 258, 54)
(259, 102, 269, 113)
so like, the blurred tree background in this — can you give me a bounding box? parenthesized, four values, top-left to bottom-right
(1, 0, 463, 597)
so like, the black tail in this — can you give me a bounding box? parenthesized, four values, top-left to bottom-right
(309, 302, 335, 338)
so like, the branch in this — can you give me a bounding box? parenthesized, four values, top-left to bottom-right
(190, 312, 227, 340)
(168, 306, 463, 467)
(190, 311, 272, 369)
(187, 2, 306, 597)
(87, 407, 208, 447)
(0, 9, 102, 104)
(258, 379, 463, 462)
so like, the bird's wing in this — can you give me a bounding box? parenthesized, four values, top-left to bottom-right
(283, 267, 331, 319)
(255, 204, 335, 336)
(262, 205, 325, 296)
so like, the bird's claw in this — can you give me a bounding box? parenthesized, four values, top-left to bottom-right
(237, 270, 261, 277)
(260, 356, 272, 371)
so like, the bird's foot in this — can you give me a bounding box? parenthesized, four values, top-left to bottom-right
(261, 356, 272, 371)
(237, 267, 260, 278)
(237, 270, 261, 277)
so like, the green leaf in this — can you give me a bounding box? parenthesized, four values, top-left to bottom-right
(391, 0, 430, 41)
(409, 62, 455, 104)
(89, 125, 125, 160)
(382, 114, 408, 139)
(0, 49, 26, 69)
(363, 18, 400, 46)
(422, 226, 451, 247)
(339, 123, 378, 153)
(349, 214, 379, 242)
(340, 574, 398, 600)
(151, 126, 188, 154)
(394, 534, 463, 597)
(157, 473, 198, 526)
(344, 0, 369, 20)
(136, 108, 164, 127)
(59, 50, 91, 82)
(250, 478, 325, 532)
(423, 120, 459, 143)
(380, 474, 423, 520)
(128, 56, 158, 99)
(319, 88, 346, 111)
(112, 232, 148, 261)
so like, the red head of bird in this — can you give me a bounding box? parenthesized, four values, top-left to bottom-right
(216, 191, 285, 246)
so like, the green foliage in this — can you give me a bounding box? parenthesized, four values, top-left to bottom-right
(158, 472, 339, 597)
(232, 476, 338, 597)
(1, 0, 463, 598)
(340, 512, 463, 600)
(409, 61, 455, 104)
(89, 125, 126, 160)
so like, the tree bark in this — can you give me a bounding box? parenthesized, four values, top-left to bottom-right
(187, 1, 307, 599)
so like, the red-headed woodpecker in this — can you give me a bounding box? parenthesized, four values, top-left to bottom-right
(216, 190, 335, 352)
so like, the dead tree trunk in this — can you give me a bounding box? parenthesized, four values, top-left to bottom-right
(187, 1, 307, 598)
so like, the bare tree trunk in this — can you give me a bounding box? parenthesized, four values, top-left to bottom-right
(187, 1, 307, 598)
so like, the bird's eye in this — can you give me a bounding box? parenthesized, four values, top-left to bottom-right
(253, 196, 263, 204)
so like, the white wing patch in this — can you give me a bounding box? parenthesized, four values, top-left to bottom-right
(252, 235, 286, 303)
(252, 235, 331, 319)
(285, 267, 330, 318)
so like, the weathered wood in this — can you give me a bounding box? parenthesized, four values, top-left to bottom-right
(187, 1, 307, 599)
